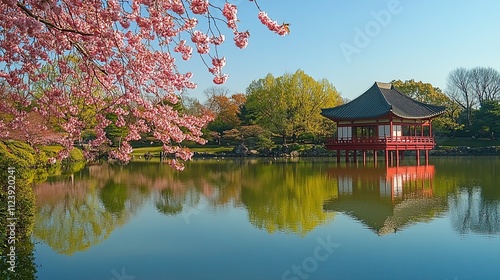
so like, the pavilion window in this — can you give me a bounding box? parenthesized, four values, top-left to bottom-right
(378, 125, 390, 139)
(393, 125, 402, 137)
(338, 126, 352, 140)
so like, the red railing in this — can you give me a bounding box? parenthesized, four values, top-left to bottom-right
(325, 136, 435, 146)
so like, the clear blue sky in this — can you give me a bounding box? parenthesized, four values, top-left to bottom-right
(183, 0, 500, 102)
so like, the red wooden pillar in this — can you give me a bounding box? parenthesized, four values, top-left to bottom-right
(362, 150, 366, 166)
(429, 120, 433, 137)
(425, 150, 429, 165)
(416, 149, 420, 166)
(389, 119, 393, 142)
(396, 150, 400, 167)
(385, 150, 389, 167)
(373, 150, 377, 163)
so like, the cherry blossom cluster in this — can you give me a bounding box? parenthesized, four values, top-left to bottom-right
(190, 0, 209, 15)
(0, 0, 288, 169)
(223, 3, 239, 29)
(258, 11, 290, 36)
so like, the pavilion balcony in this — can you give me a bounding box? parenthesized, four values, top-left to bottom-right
(325, 136, 436, 151)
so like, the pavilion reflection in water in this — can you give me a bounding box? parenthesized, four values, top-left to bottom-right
(323, 165, 445, 235)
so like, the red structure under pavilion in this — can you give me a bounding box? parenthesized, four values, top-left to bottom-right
(321, 82, 446, 166)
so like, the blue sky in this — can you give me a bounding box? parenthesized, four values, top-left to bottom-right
(183, 0, 500, 101)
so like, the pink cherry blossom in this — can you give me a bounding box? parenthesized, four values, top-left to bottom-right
(234, 31, 250, 49)
(174, 40, 193, 60)
(213, 74, 229, 85)
(0, 0, 288, 169)
(190, 0, 209, 15)
(258, 11, 290, 36)
(191, 30, 210, 54)
(222, 3, 238, 29)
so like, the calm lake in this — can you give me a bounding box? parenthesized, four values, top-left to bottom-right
(30, 157, 500, 280)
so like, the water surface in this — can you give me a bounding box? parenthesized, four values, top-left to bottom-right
(30, 157, 500, 279)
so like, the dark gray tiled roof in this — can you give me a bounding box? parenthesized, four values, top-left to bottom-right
(321, 82, 446, 121)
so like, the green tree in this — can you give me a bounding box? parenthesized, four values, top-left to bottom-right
(392, 79, 463, 135)
(245, 70, 342, 143)
(473, 100, 500, 139)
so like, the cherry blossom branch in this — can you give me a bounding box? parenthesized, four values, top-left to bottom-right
(16, 1, 94, 36)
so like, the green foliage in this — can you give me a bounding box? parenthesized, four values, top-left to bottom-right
(104, 113, 129, 147)
(255, 134, 275, 150)
(155, 188, 183, 215)
(392, 79, 463, 135)
(0, 141, 37, 272)
(100, 181, 128, 215)
(472, 100, 500, 138)
(3, 141, 36, 167)
(245, 69, 342, 143)
(69, 147, 85, 162)
(207, 118, 233, 135)
(240, 162, 337, 235)
(0, 239, 37, 280)
(0, 141, 35, 184)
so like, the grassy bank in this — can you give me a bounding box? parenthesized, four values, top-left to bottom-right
(131, 145, 233, 157)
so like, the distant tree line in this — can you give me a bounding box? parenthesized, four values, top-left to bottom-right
(446, 67, 500, 138)
(182, 69, 343, 149)
(180, 67, 499, 150)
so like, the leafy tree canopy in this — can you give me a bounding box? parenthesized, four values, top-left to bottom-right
(245, 69, 342, 143)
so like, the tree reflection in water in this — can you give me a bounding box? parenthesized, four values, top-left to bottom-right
(31, 157, 500, 257)
(33, 165, 149, 255)
(156, 188, 183, 215)
(449, 188, 500, 235)
(434, 157, 500, 236)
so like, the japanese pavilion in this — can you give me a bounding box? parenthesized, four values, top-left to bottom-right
(321, 82, 446, 166)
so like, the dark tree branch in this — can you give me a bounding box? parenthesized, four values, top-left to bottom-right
(16, 2, 94, 36)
